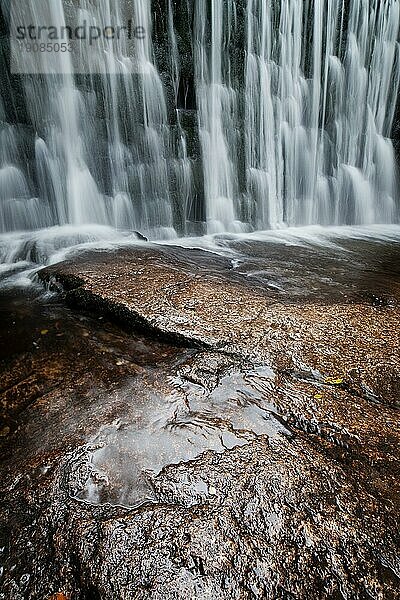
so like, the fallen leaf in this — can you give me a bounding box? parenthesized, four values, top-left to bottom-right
(325, 376, 344, 385)
(314, 394, 323, 399)
(41, 329, 49, 335)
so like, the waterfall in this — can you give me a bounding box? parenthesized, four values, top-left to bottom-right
(195, 0, 242, 233)
(1, 0, 178, 238)
(243, 0, 400, 227)
(0, 0, 399, 240)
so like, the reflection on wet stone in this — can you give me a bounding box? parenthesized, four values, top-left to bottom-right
(67, 361, 288, 508)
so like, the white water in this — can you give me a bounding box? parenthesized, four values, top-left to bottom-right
(0, 0, 399, 244)
(3, 0, 178, 236)
(195, 0, 242, 233)
(244, 0, 400, 228)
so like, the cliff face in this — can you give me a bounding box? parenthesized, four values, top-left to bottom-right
(157, 0, 400, 177)
(392, 93, 400, 170)
(151, 0, 205, 229)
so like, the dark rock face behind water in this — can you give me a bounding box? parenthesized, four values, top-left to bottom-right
(1, 237, 400, 599)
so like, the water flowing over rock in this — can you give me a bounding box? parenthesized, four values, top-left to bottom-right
(1, 2, 400, 598)
(0, 0, 399, 236)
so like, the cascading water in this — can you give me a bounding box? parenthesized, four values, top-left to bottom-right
(195, 0, 242, 233)
(0, 0, 399, 246)
(1, 0, 179, 239)
(244, 0, 400, 227)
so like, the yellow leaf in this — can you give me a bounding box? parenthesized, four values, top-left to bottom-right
(325, 377, 343, 385)
(41, 329, 49, 335)
(314, 394, 323, 399)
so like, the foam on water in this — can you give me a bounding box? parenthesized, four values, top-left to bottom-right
(0, 224, 140, 288)
(1, 223, 400, 290)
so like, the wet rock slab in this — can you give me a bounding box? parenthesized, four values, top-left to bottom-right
(40, 241, 400, 406)
(1, 236, 400, 599)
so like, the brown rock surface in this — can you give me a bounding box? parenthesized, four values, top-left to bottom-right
(1, 236, 399, 599)
(41, 242, 400, 405)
